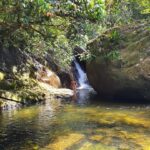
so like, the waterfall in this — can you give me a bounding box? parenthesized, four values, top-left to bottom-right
(74, 59, 92, 89)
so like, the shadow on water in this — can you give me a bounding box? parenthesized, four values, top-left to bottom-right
(74, 88, 150, 107)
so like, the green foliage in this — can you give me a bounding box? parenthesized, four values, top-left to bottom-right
(55, 0, 106, 21)
(67, 19, 106, 51)
(110, 30, 120, 43)
(79, 49, 96, 61)
(131, 0, 150, 15)
(0, 0, 149, 66)
(105, 0, 150, 26)
(0, 0, 52, 48)
(104, 50, 120, 60)
(0, 0, 107, 67)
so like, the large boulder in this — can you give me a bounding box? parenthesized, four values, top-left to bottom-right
(36, 66, 61, 88)
(86, 22, 150, 100)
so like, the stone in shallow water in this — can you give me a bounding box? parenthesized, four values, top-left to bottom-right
(79, 142, 116, 150)
(119, 143, 130, 150)
(43, 133, 84, 150)
(89, 135, 103, 142)
(78, 142, 93, 150)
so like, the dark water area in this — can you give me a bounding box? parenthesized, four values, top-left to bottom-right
(0, 89, 150, 150)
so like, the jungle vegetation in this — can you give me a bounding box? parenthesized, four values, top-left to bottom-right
(0, 0, 150, 67)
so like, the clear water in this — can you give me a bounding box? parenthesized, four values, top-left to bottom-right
(0, 90, 150, 150)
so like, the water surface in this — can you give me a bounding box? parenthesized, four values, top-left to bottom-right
(0, 90, 150, 150)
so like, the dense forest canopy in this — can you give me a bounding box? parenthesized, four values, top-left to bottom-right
(0, 0, 150, 66)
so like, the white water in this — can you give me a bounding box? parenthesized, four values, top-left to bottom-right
(74, 59, 92, 90)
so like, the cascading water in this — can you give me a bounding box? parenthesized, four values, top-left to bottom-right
(74, 59, 92, 90)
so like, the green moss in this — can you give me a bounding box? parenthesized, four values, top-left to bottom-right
(0, 73, 46, 106)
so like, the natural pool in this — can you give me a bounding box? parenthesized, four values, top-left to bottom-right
(0, 89, 150, 150)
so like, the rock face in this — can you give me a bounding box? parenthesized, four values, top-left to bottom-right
(35, 66, 61, 88)
(86, 22, 150, 100)
(0, 45, 68, 109)
(57, 70, 73, 88)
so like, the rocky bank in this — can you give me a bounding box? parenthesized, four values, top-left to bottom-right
(0, 45, 74, 109)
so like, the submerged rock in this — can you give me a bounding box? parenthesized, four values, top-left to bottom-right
(42, 133, 85, 150)
(86, 22, 150, 100)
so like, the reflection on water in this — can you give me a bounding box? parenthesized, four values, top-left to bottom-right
(0, 90, 150, 150)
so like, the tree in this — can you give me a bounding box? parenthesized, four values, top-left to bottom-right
(0, 0, 149, 66)
(105, 0, 150, 26)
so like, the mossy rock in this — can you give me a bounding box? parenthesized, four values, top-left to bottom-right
(0, 74, 46, 107)
(87, 21, 150, 101)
